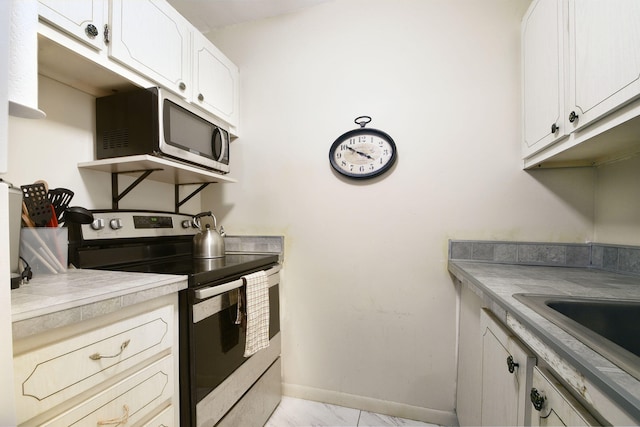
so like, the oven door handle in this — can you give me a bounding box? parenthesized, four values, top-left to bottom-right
(194, 264, 281, 300)
(195, 278, 243, 300)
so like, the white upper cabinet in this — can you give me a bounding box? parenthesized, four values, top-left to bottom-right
(38, 0, 107, 50)
(568, 0, 640, 132)
(522, 0, 640, 168)
(521, 0, 566, 158)
(37, 0, 240, 132)
(109, 0, 191, 98)
(192, 30, 240, 130)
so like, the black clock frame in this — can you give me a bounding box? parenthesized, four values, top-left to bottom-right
(329, 125, 397, 180)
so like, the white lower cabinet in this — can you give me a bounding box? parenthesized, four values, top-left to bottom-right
(143, 404, 175, 427)
(480, 309, 536, 426)
(12, 294, 179, 426)
(529, 366, 599, 426)
(40, 356, 174, 426)
(456, 285, 483, 426)
(455, 282, 604, 427)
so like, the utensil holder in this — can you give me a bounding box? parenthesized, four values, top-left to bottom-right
(19, 228, 68, 275)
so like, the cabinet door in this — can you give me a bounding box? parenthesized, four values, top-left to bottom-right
(568, 0, 640, 131)
(529, 366, 599, 426)
(522, 0, 566, 158)
(481, 309, 535, 426)
(38, 0, 106, 50)
(109, 0, 191, 98)
(193, 31, 240, 129)
(456, 286, 483, 426)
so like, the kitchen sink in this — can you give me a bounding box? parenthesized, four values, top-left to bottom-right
(513, 294, 640, 380)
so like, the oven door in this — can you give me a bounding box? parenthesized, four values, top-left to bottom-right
(181, 265, 280, 426)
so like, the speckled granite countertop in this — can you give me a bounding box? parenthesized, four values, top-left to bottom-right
(11, 269, 187, 339)
(448, 259, 640, 423)
(10, 236, 284, 340)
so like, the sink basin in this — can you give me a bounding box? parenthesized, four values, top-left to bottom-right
(513, 294, 640, 380)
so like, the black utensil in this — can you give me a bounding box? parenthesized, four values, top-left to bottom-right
(63, 206, 94, 225)
(21, 183, 52, 226)
(48, 188, 74, 222)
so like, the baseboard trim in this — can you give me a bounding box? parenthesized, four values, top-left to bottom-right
(281, 383, 459, 426)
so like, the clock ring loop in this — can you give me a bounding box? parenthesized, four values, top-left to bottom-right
(354, 116, 372, 128)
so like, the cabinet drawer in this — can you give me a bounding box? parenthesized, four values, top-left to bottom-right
(38, 355, 174, 427)
(529, 366, 599, 426)
(14, 303, 174, 424)
(143, 404, 176, 427)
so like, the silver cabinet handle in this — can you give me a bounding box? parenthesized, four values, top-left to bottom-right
(89, 339, 130, 360)
(98, 404, 130, 425)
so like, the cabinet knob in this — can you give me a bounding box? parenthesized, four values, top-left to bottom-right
(198, 93, 204, 102)
(569, 111, 579, 123)
(85, 24, 99, 38)
(551, 123, 558, 134)
(530, 387, 546, 411)
(179, 82, 187, 91)
(506, 355, 519, 373)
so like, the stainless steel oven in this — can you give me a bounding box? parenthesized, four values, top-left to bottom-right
(185, 264, 281, 427)
(68, 210, 282, 427)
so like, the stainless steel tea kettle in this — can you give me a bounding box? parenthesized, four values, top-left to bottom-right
(192, 211, 226, 259)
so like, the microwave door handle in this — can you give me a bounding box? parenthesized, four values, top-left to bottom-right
(211, 127, 223, 161)
(195, 278, 243, 300)
(220, 129, 227, 162)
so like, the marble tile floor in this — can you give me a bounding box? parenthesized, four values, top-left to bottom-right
(265, 396, 440, 427)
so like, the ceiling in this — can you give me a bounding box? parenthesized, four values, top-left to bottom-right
(166, 0, 332, 33)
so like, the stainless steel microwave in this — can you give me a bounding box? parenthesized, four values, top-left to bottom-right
(96, 87, 230, 174)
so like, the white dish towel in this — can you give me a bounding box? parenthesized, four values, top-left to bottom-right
(242, 270, 270, 357)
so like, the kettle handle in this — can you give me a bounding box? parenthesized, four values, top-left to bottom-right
(192, 211, 217, 229)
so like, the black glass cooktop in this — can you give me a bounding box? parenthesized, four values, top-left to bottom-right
(99, 253, 279, 288)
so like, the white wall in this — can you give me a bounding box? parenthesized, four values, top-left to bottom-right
(594, 155, 640, 244)
(6, 76, 201, 214)
(205, 0, 595, 423)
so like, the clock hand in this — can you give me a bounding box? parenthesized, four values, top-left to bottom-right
(346, 146, 374, 160)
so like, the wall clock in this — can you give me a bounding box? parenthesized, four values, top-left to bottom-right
(329, 116, 397, 180)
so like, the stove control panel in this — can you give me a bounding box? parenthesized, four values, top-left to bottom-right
(80, 211, 199, 240)
(133, 215, 175, 229)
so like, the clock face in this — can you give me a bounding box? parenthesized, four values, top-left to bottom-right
(329, 129, 396, 179)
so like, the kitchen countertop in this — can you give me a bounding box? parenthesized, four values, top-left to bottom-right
(448, 260, 640, 423)
(11, 268, 187, 339)
(10, 235, 284, 340)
